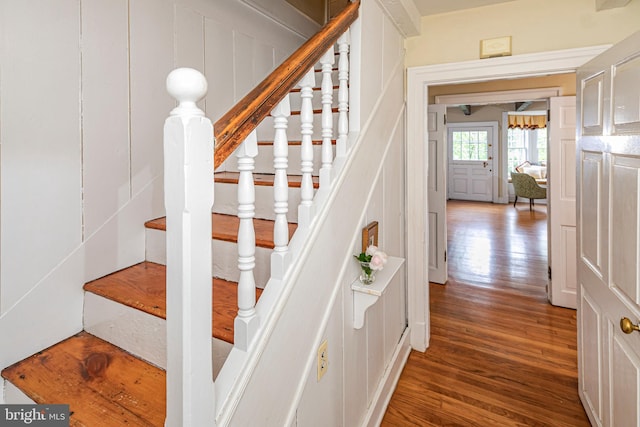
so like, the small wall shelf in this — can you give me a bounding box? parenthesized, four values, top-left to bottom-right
(351, 256, 404, 329)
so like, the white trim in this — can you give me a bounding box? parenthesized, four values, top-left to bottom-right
(361, 328, 412, 427)
(405, 45, 610, 351)
(376, 0, 421, 37)
(435, 87, 561, 106)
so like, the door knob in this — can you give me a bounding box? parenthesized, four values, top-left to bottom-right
(620, 317, 640, 334)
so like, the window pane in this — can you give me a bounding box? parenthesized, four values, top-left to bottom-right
(451, 130, 489, 161)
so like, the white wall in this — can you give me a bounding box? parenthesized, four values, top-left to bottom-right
(294, 1, 408, 425)
(0, 0, 315, 370)
(405, 0, 640, 67)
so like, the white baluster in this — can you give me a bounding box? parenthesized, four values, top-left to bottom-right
(164, 68, 215, 426)
(298, 68, 316, 228)
(319, 47, 335, 188)
(271, 96, 291, 279)
(234, 130, 260, 351)
(337, 30, 350, 157)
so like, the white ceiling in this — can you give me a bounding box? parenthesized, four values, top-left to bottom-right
(413, 0, 517, 16)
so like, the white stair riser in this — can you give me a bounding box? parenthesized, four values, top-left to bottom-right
(217, 144, 332, 177)
(256, 112, 338, 141)
(212, 182, 303, 223)
(145, 228, 271, 287)
(83, 292, 232, 378)
(3, 381, 35, 404)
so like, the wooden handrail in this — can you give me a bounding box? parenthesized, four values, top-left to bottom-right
(213, 1, 360, 168)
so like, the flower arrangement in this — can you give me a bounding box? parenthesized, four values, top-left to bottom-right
(354, 245, 388, 284)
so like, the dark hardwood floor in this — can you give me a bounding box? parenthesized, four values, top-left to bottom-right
(381, 200, 589, 426)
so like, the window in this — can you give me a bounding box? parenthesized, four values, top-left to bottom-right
(507, 127, 547, 171)
(451, 130, 489, 161)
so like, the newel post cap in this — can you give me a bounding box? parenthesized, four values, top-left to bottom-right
(166, 68, 208, 116)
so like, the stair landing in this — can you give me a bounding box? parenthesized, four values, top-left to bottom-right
(2, 332, 165, 427)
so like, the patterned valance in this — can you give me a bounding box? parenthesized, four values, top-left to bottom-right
(508, 114, 547, 129)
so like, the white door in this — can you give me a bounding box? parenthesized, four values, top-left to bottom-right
(577, 31, 640, 427)
(447, 123, 495, 202)
(428, 104, 447, 284)
(548, 96, 577, 309)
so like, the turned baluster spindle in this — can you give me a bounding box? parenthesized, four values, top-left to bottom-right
(271, 96, 291, 278)
(319, 47, 335, 188)
(298, 69, 316, 228)
(337, 31, 350, 157)
(234, 130, 260, 351)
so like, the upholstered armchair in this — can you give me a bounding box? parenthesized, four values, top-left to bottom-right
(511, 172, 547, 211)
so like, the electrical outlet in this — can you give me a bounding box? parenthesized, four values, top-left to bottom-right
(317, 339, 328, 381)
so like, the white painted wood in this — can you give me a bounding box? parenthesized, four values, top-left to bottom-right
(164, 68, 215, 426)
(214, 181, 304, 224)
(217, 55, 406, 424)
(298, 69, 317, 229)
(320, 47, 336, 188)
(427, 105, 448, 285)
(361, 329, 411, 427)
(3, 381, 36, 404)
(351, 257, 404, 329)
(576, 31, 640, 427)
(83, 292, 232, 378)
(129, 0, 173, 196)
(446, 122, 496, 203)
(235, 131, 260, 351)
(270, 97, 292, 280)
(81, 0, 130, 238)
(435, 87, 562, 106)
(376, 0, 420, 37)
(337, 31, 350, 157)
(407, 44, 609, 351)
(0, 0, 82, 315)
(549, 96, 577, 309)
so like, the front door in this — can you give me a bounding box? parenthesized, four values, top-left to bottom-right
(577, 31, 640, 426)
(447, 123, 495, 202)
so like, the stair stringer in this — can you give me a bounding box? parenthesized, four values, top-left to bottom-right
(0, 176, 164, 374)
(214, 65, 406, 424)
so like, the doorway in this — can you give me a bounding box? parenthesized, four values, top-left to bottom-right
(404, 45, 609, 351)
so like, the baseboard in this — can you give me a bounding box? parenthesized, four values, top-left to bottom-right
(362, 327, 412, 427)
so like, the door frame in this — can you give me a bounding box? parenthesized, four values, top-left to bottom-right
(446, 121, 499, 203)
(405, 45, 610, 351)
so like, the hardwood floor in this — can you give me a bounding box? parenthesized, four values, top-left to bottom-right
(382, 200, 589, 426)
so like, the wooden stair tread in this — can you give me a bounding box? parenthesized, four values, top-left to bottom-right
(257, 139, 335, 146)
(1, 331, 166, 427)
(291, 107, 338, 115)
(83, 261, 262, 344)
(145, 212, 296, 248)
(214, 171, 319, 190)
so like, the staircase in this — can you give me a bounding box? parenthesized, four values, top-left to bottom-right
(1, 3, 357, 425)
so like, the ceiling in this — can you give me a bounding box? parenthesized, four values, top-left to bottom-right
(412, 0, 516, 16)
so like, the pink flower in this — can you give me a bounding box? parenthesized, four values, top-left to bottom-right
(369, 251, 388, 271)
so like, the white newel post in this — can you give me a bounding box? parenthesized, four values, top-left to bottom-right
(235, 130, 260, 351)
(297, 69, 316, 228)
(270, 96, 291, 278)
(164, 68, 215, 427)
(319, 47, 335, 188)
(337, 30, 350, 157)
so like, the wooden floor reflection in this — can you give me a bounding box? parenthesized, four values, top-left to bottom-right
(381, 200, 589, 426)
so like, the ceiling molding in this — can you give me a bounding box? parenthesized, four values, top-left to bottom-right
(435, 87, 562, 106)
(376, 0, 421, 37)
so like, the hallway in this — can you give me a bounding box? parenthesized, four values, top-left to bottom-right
(381, 200, 589, 426)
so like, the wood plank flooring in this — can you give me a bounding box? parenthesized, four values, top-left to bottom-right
(381, 200, 589, 426)
(2, 332, 166, 427)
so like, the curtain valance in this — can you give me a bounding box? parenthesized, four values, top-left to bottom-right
(508, 114, 547, 129)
